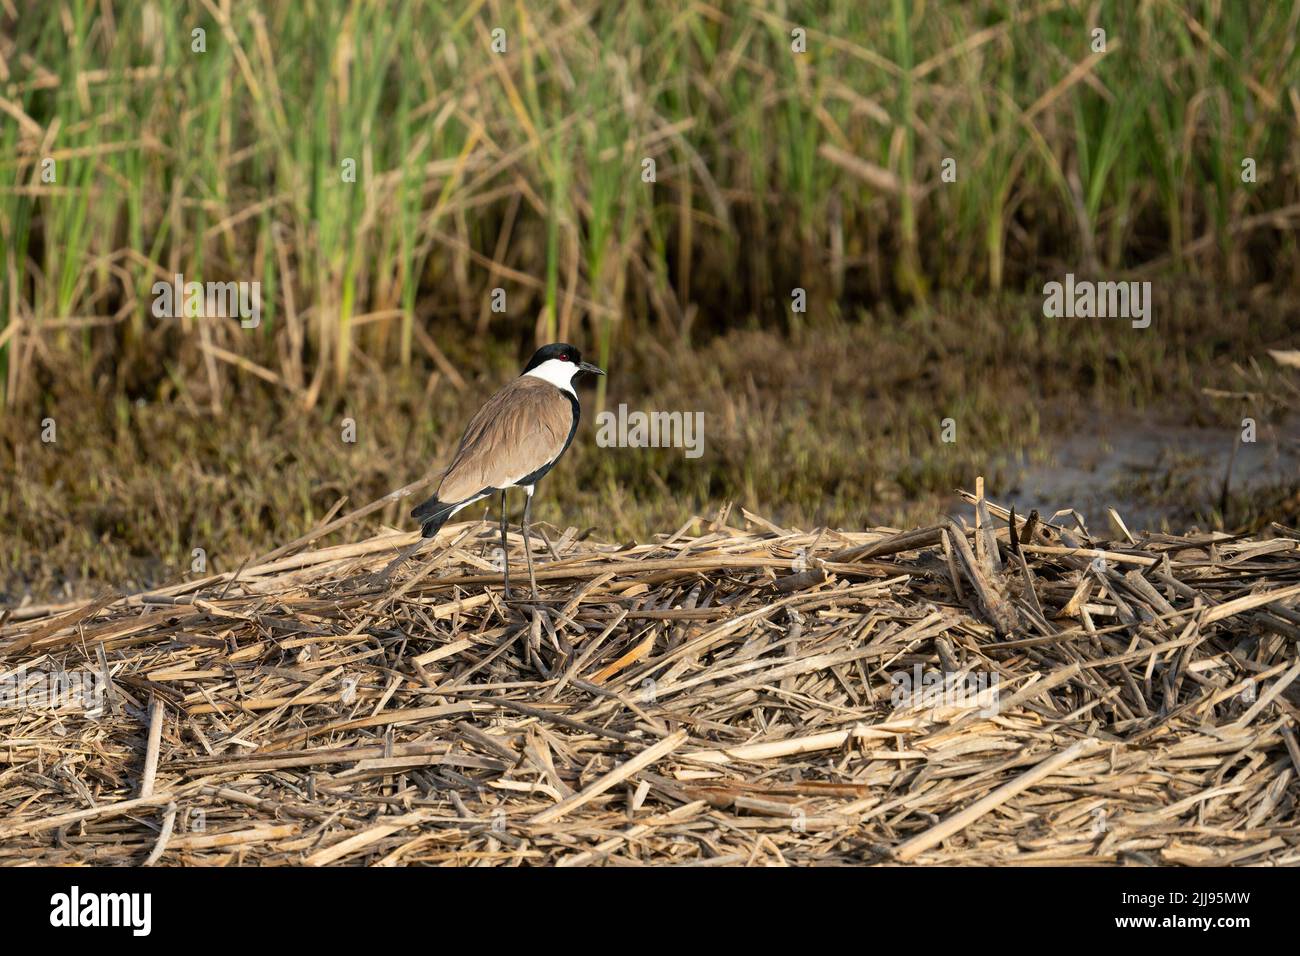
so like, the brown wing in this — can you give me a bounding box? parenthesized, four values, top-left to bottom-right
(436, 376, 574, 503)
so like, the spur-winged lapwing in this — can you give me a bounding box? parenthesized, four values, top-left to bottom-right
(409, 343, 604, 597)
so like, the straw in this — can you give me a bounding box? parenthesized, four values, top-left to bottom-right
(2, 486, 1297, 865)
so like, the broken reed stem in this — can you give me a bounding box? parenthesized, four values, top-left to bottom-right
(1, 495, 1297, 866)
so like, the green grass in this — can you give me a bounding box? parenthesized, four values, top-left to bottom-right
(4, 1, 1299, 600)
(2, 1, 1299, 408)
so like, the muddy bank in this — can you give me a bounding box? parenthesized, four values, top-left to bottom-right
(999, 413, 1299, 533)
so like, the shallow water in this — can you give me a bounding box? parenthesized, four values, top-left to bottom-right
(997, 414, 1299, 535)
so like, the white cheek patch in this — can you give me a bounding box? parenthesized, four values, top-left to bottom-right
(524, 358, 577, 394)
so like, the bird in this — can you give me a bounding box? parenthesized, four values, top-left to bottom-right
(407, 343, 604, 598)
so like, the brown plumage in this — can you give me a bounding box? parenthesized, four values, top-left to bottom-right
(402, 343, 604, 599)
(436, 376, 575, 503)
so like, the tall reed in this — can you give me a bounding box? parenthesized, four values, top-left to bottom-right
(2, 0, 1297, 409)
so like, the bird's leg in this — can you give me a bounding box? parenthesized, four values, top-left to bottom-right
(499, 488, 511, 598)
(522, 486, 538, 599)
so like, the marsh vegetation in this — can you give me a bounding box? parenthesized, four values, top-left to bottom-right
(2, 1, 1298, 598)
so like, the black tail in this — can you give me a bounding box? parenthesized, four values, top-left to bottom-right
(411, 495, 454, 538)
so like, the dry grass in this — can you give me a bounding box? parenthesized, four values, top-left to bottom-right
(6, 299, 1298, 603)
(2, 486, 1298, 866)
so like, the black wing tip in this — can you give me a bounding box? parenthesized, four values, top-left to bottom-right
(411, 494, 455, 538)
(419, 514, 449, 538)
(410, 495, 441, 520)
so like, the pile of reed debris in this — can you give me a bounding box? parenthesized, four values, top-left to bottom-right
(2, 489, 1298, 866)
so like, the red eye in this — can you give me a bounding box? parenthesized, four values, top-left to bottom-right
(560, 355, 571, 362)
